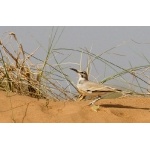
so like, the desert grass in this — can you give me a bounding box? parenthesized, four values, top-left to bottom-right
(0, 30, 150, 103)
(0, 31, 73, 100)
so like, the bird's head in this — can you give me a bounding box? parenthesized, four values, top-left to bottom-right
(70, 68, 88, 81)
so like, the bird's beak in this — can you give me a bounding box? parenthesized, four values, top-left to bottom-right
(70, 68, 79, 73)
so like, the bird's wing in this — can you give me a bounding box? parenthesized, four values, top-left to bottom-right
(78, 81, 120, 92)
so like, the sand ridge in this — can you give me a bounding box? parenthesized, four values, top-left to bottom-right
(0, 91, 150, 123)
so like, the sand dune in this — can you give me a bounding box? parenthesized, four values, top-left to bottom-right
(0, 91, 150, 123)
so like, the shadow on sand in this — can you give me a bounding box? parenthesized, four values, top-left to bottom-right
(100, 104, 150, 111)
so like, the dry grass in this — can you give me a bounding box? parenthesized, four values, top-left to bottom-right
(0, 32, 75, 101)
(1, 31, 150, 102)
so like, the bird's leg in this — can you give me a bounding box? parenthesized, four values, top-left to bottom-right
(88, 96, 101, 106)
(77, 95, 86, 101)
(78, 94, 82, 98)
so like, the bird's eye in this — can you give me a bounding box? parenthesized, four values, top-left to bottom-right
(81, 71, 86, 74)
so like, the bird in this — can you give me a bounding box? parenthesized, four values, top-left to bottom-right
(70, 68, 122, 105)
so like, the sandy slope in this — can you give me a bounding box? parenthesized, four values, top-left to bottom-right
(0, 91, 150, 123)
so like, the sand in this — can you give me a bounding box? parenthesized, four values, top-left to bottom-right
(0, 91, 150, 123)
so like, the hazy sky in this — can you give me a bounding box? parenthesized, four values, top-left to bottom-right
(1, 26, 150, 64)
(1, 26, 150, 91)
(1, 26, 150, 50)
(1, 26, 150, 66)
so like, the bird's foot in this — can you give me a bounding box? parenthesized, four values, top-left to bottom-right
(88, 97, 101, 106)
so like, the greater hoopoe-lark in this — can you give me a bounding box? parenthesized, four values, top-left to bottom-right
(70, 68, 122, 105)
